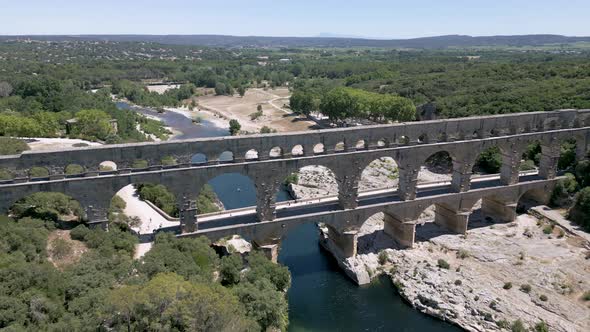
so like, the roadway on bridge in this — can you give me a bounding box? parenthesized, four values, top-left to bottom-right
(167, 171, 542, 237)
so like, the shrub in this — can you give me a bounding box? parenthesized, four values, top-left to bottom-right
(503, 282, 513, 290)
(550, 173, 578, 207)
(29, 166, 49, 177)
(534, 321, 549, 332)
(520, 284, 532, 293)
(539, 294, 548, 302)
(250, 110, 263, 120)
(497, 319, 510, 329)
(72, 142, 89, 147)
(70, 224, 90, 241)
(65, 164, 84, 175)
(260, 126, 276, 134)
(229, 119, 241, 136)
(457, 249, 470, 259)
(454, 279, 462, 286)
(437, 259, 450, 269)
(542, 224, 554, 234)
(511, 319, 527, 332)
(378, 251, 388, 265)
(284, 172, 299, 186)
(582, 290, 590, 301)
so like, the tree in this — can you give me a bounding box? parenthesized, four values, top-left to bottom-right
(214, 82, 227, 96)
(103, 273, 258, 331)
(220, 254, 243, 285)
(229, 119, 241, 136)
(238, 86, 246, 97)
(0, 81, 13, 97)
(72, 109, 113, 141)
(10, 192, 84, 222)
(568, 187, 590, 231)
(136, 183, 178, 217)
(233, 279, 289, 331)
(474, 146, 502, 173)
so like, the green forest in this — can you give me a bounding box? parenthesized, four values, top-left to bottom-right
(0, 193, 290, 330)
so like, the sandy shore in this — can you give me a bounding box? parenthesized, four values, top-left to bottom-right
(164, 106, 230, 130)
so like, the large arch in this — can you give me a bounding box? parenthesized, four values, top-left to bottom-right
(191, 153, 208, 165)
(357, 156, 399, 196)
(275, 165, 339, 205)
(198, 172, 257, 214)
(418, 151, 454, 185)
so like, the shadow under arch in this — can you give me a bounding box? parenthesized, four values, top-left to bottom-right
(356, 211, 398, 255)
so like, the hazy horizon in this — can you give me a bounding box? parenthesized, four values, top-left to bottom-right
(1, 0, 589, 38)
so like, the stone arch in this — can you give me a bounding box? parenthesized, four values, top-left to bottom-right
(218, 151, 234, 163)
(28, 166, 50, 178)
(334, 141, 345, 152)
(245, 149, 259, 161)
(356, 211, 399, 254)
(291, 144, 304, 157)
(398, 136, 410, 145)
(269, 146, 282, 158)
(191, 153, 208, 165)
(357, 156, 399, 195)
(437, 132, 448, 142)
(355, 139, 366, 150)
(472, 146, 502, 175)
(198, 172, 257, 213)
(100, 161, 117, 171)
(65, 164, 85, 176)
(313, 143, 325, 154)
(418, 133, 428, 144)
(275, 164, 339, 204)
(376, 138, 388, 148)
(418, 150, 455, 184)
(516, 187, 551, 213)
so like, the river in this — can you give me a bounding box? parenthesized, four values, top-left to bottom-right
(120, 102, 460, 332)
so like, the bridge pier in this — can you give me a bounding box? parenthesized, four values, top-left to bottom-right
(383, 212, 416, 248)
(500, 150, 521, 185)
(323, 224, 358, 258)
(397, 166, 419, 200)
(434, 204, 469, 234)
(451, 160, 473, 193)
(253, 238, 281, 263)
(180, 199, 198, 233)
(539, 142, 560, 179)
(482, 196, 517, 223)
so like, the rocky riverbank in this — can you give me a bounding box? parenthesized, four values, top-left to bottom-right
(292, 163, 590, 332)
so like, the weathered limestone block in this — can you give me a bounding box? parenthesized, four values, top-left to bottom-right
(434, 204, 469, 234)
(383, 212, 416, 248)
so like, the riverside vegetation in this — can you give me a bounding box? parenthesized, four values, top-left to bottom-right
(0, 191, 290, 331)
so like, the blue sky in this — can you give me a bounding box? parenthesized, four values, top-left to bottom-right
(1, 0, 588, 38)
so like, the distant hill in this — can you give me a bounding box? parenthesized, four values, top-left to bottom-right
(1, 34, 589, 49)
